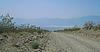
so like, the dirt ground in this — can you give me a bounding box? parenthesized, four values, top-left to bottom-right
(45, 32, 100, 52)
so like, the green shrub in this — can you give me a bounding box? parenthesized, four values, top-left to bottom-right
(18, 32, 29, 35)
(29, 41, 41, 49)
(37, 30, 42, 34)
(92, 26, 100, 30)
(1, 33, 8, 37)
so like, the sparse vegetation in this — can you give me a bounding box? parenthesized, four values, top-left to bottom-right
(54, 28, 81, 32)
(54, 20, 100, 32)
(92, 25, 100, 30)
(18, 32, 29, 36)
(0, 14, 100, 52)
(0, 14, 49, 52)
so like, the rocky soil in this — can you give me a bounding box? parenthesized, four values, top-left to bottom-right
(1, 29, 100, 52)
(0, 33, 50, 52)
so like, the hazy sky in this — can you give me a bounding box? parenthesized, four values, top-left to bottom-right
(0, 0, 100, 19)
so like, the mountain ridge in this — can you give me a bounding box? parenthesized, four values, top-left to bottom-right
(13, 15, 100, 27)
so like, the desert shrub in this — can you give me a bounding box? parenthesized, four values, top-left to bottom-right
(29, 41, 41, 49)
(0, 43, 3, 51)
(0, 27, 3, 34)
(92, 26, 100, 30)
(37, 30, 50, 34)
(42, 30, 49, 33)
(64, 28, 81, 31)
(1, 33, 8, 37)
(18, 32, 29, 36)
(8, 33, 20, 38)
(54, 28, 81, 32)
(83, 21, 95, 30)
(37, 30, 42, 34)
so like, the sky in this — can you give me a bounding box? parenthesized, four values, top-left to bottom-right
(0, 0, 100, 19)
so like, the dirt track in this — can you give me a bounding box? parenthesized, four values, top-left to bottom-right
(47, 32, 100, 52)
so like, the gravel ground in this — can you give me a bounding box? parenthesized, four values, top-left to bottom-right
(46, 32, 100, 52)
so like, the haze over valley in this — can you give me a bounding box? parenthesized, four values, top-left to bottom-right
(13, 15, 99, 31)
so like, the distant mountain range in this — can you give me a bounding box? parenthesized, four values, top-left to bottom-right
(13, 15, 100, 27)
(13, 15, 100, 31)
